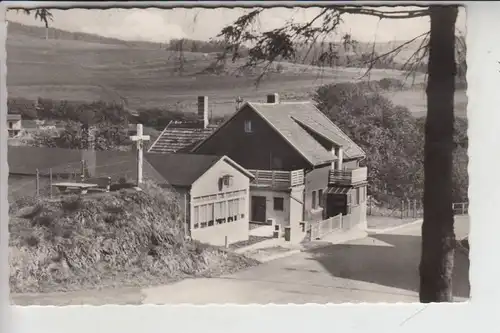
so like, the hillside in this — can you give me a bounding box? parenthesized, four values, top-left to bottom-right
(7, 21, 467, 118)
(9, 183, 259, 293)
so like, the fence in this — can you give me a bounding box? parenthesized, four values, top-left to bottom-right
(368, 196, 469, 219)
(452, 202, 469, 215)
(9, 158, 140, 201)
(309, 213, 343, 240)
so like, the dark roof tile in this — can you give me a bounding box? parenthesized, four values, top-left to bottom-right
(248, 101, 365, 164)
(145, 153, 222, 187)
(148, 120, 216, 154)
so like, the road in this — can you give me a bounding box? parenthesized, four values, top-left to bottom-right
(12, 216, 469, 305)
(142, 216, 470, 304)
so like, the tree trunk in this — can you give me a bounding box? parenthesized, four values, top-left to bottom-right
(419, 5, 458, 303)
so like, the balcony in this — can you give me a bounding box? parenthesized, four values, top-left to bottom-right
(248, 169, 304, 189)
(329, 167, 368, 185)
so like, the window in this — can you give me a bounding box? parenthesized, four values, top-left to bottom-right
(8, 122, 13, 129)
(312, 191, 317, 209)
(239, 196, 246, 218)
(193, 206, 199, 229)
(244, 120, 253, 133)
(199, 205, 207, 228)
(318, 189, 323, 207)
(215, 201, 226, 224)
(207, 203, 214, 226)
(228, 199, 234, 222)
(273, 197, 284, 211)
(233, 198, 240, 220)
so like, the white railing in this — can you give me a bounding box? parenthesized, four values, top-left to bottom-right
(249, 169, 304, 188)
(309, 213, 343, 240)
(329, 167, 368, 185)
(452, 202, 468, 215)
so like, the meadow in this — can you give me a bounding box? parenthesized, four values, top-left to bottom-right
(7, 22, 467, 118)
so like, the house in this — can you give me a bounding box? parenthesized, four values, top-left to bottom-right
(7, 114, 22, 137)
(8, 145, 254, 247)
(146, 153, 253, 246)
(191, 93, 368, 230)
(147, 96, 218, 154)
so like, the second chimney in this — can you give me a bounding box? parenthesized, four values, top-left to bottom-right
(197, 96, 209, 129)
(267, 93, 280, 104)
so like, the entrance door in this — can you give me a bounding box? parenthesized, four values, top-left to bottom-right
(326, 194, 347, 218)
(251, 196, 267, 223)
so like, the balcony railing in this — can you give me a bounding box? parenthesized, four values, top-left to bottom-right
(329, 167, 368, 185)
(248, 169, 304, 188)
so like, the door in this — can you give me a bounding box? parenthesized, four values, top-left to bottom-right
(326, 194, 347, 218)
(251, 196, 267, 223)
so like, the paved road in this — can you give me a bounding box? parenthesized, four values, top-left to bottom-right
(142, 216, 470, 304)
(12, 216, 469, 305)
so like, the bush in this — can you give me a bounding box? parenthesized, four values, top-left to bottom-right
(9, 181, 258, 293)
(313, 81, 468, 205)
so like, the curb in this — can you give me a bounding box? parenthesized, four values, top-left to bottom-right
(300, 230, 369, 252)
(366, 219, 423, 234)
(258, 249, 302, 263)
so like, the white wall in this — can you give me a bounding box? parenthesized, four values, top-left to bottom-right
(250, 189, 290, 227)
(190, 158, 250, 246)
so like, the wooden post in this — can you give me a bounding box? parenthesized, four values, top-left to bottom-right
(36, 168, 40, 196)
(80, 160, 85, 183)
(49, 168, 53, 198)
(462, 203, 465, 215)
(184, 193, 188, 238)
(401, 200, 404, 219)
(130, 124, 150, 186)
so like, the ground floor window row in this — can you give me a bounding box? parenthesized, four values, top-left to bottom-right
(192, 189, 247, 205)
(192, 197, 247, 229)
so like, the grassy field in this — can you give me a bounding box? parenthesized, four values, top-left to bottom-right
(7, 22, 467, 118)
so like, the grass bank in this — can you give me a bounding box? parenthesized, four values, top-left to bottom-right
(9, 182, 259, 293)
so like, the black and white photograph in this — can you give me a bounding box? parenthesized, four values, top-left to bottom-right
(4, 3, 469, 306)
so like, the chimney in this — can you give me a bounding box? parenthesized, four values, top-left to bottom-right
(197, 96, 209, 129)
(267, 93, 280, 104)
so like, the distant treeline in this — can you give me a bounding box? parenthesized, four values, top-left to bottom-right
(7, 97, 226, 130)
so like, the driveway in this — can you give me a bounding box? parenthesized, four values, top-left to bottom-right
(142, 216, 470, 304)
(12, 216, 469, 305)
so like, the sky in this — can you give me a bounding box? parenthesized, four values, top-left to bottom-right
(6, 6, 467, 43)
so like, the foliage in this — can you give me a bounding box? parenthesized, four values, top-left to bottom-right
(166, 38, 245, 55)
(27, 120, 132, 151)
(135, 107, 197, 131)
(9, 181, 259, 293)
(313, 81, 468, 204)
(215, 7, 466, 85)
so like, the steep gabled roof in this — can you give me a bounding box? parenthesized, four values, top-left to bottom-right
(144, 153, 222, 187)
(147, 120, 217, 154)
(250, 102, 365, 160)
(192, 101, 365, 166)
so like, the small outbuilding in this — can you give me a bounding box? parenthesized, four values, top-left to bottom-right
(146, 153, 254, 246)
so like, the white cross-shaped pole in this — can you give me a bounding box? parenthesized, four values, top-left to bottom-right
(130, 124, 150, 185)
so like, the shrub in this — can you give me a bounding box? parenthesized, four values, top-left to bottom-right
(9, 181, 258, 293)
(313, 81, 468, 205)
